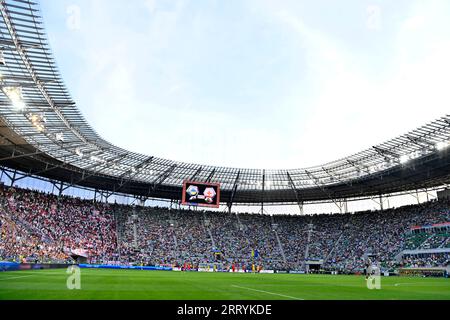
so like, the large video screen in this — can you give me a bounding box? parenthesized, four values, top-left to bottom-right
(181, 181, 221, 208)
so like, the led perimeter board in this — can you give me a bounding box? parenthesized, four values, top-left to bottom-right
(181, 181, 221, 208)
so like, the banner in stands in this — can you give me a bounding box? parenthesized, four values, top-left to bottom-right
(70, 248, 89, 257)
(0, 261, 20, 271)
(411, 222, 450, 230)
(0, 262, 73, 272)
(79, 264, 172, 271)
(259, 270, 275, 274)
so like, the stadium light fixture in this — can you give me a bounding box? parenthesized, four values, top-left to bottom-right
(2, 86, 26, 111)
(75, 148, 83, 158)
(414, 150, 422, 158)
(436, 141, 449, 151)
(399, 155, 410, 164)
(34, 123, 45, 132)
(420, 148, 428, 156)
(0, 50, 5, 66)
(55, 132, 64, 142)
(29, 113, 46, 132)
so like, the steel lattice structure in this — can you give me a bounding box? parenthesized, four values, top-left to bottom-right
(0, 0, 449, 207)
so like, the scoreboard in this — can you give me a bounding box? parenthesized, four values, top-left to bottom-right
(181, 181, 221, 208)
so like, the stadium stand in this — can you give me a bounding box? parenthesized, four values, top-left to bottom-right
(0, 185, 117, 264)
(0, 0, 448, 279)
(0, 184, 449, 272)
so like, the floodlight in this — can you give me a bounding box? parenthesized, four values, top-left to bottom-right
(399, 155, 410, 164)
(29, 113, 46, 132)
(436, 141, 448, 151)
(412, 151, 421, 159)
(55, 132, 64, 142)
(75, 148, 83, 157)
(0, 50, 5, 66)
(2, 86, 26, 111)
(35, 123, 45, 132)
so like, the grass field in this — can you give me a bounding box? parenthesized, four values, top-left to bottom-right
(0, 269, 449, 300)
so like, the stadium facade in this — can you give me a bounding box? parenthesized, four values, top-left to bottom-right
(0, 0, 449, 211)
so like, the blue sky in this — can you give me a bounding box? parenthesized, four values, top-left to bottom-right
(39, 0, 450, 169)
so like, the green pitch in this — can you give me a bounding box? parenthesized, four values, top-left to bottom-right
(0, 269, 449, 300)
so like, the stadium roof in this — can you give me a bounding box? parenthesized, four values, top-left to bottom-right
(0, 0, 449, 206)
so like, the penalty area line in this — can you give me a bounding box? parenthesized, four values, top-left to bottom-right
(231, 285, 304, 300)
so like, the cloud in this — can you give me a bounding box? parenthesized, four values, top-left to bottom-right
(248, 0, 450, 167)
(144, 0, 157, 14)
(402, 15, 425, 31)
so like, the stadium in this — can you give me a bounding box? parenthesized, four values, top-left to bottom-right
(0, 0, 449, 305)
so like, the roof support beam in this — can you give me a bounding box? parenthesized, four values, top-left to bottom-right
(286, 172, 304, 215)
(305, 170, 344, 213)
(150, 164, 177, 193)
(60, 153, 129, 192)
(373, 146, 399, 162)
(227, 170, 241, 212)
(112, 157, 155, 195)
(205, 168, 216, 183)
(118, 156, 154, 179)
(81, 152, 128, 172)
(261, 170, 265, 214)
(406, 135, 435, 150)
(189, 166, 202, 182)
(13, 162, 66, 182)
(0, 142, 85, 162)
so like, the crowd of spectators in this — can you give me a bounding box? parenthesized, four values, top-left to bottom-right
(0, 185, 117, 264)
(402, 253, 449, 268)
(1, 184, 449, 272)
(321, 201, 450, 271)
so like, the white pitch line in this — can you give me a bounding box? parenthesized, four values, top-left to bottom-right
(0, 275, 34, 281)
(392, 282, 445, 287)
(394, 283, 416, 287)
(231, 285, 304, 300)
